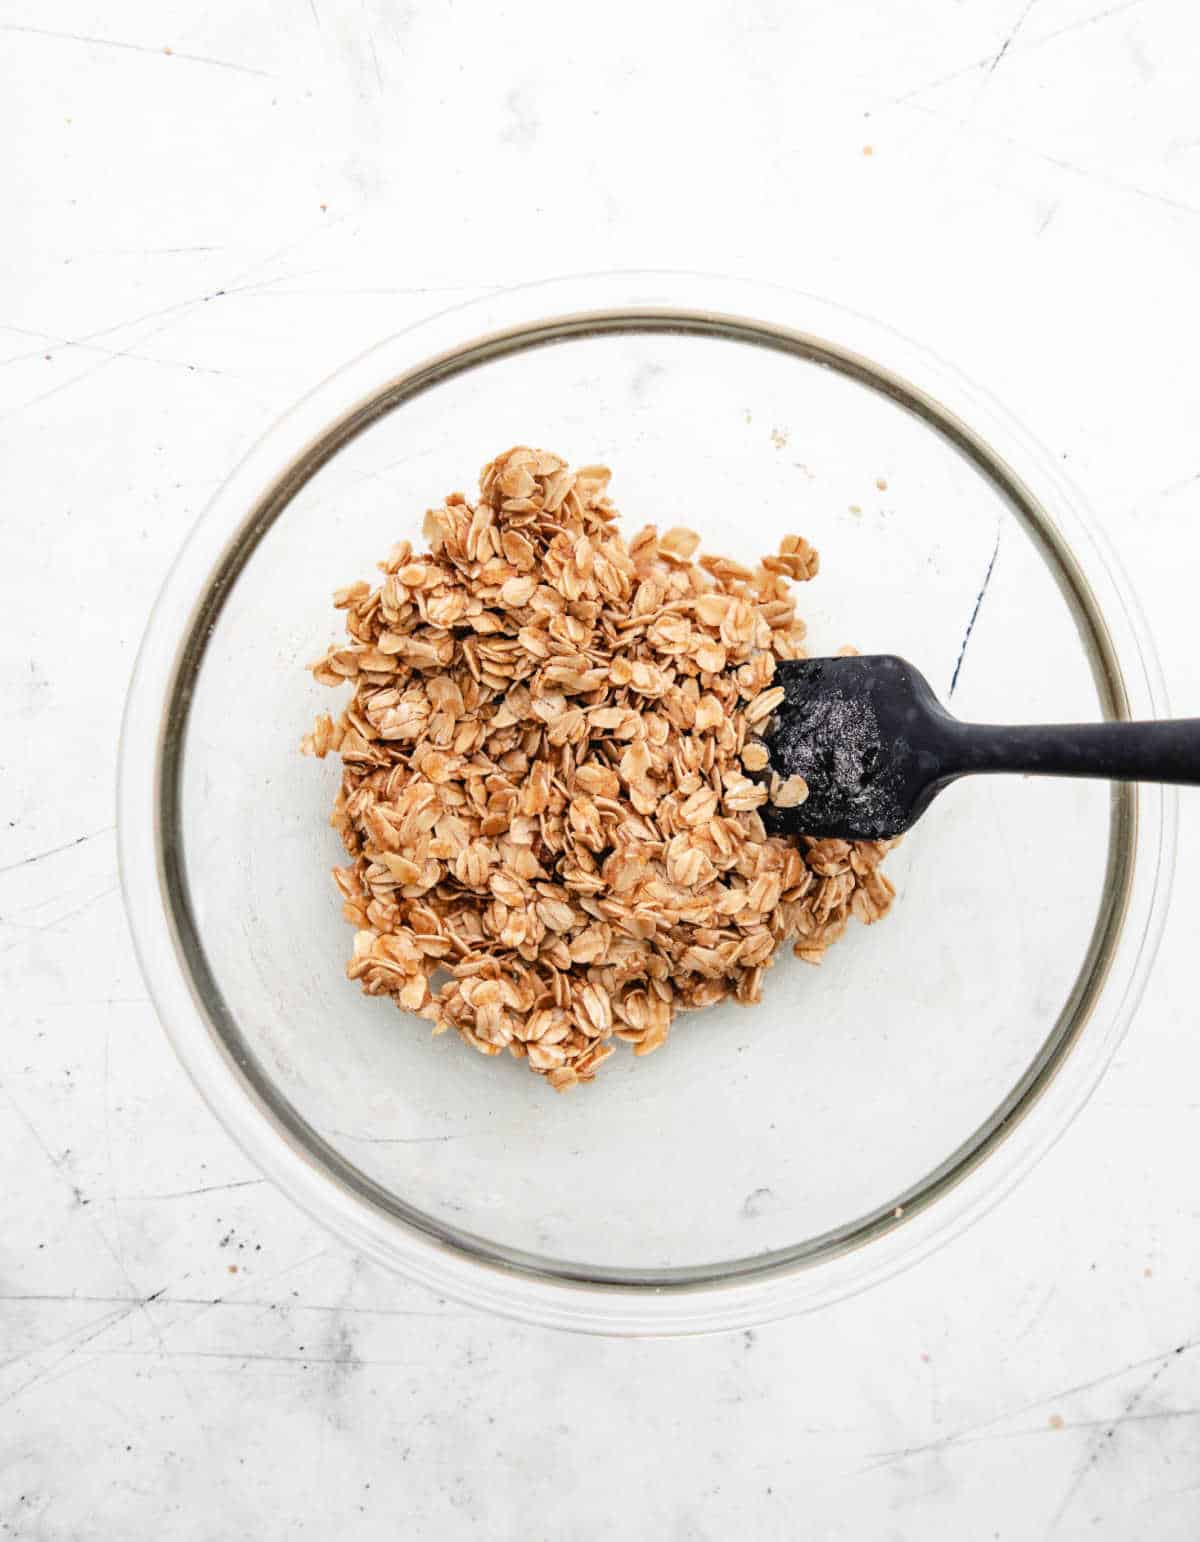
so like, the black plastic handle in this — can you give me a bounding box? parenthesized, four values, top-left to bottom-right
(942, 717, 1200, 786)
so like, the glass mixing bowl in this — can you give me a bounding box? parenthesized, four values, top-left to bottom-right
(119, 274, 1174, 1335)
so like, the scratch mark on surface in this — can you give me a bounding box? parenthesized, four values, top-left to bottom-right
(0, 883, 119, 946)
(234, 282, 495, 298)
(0, 272, 294, 417)
(0, 1293, 455, 1319)
(75, 245, 224, 260)
(1, 339, 187, 419)
(1035, 0, 1148, 44)
(949, 527, 1001, 697)
(1015, 141, 1200, 217)
(0, 1280, 460, 1402)
(0, 1097, 203, 1412)
(0, 230, 352, 416)
(117, 1179, 268, 1203)
(0, 24, 274, 77)
(1044, 1347, 1187, 1534)
(860, 1339, 1199, 1473)
(1015, 1281, 1058, 1342)
(920, 0, 1043, 189)
(363, 4, 385, 92)
(13, 332, 238, 379)
(987, 0, 1041, 75)
(857, 1404, 1200, 1477)
(0, 1304, 125, 1375)
(100, 1022, 129, 1294)
(891, 0, 1147, 104)
(0, 1301, 146, 1405)
(13, 995, 149, 1010)
(77, 1347, 440, 1368)
(0, 825, 114, 875)
(898, 100, 1200, 219)
(327, 1130, 462, 1144)
(5, 211, 356, 377)
(0, 1078, 189, 1432)
(8, 290, 234, 359)
(4, 1067, 207, 1443)
(163, 1250, 333, 1336)
(1, 302, 270, 408)
(1155, 468, 1200, 498)
(0, 299, 223, 372)
(1046, 1407, 1200, 1434)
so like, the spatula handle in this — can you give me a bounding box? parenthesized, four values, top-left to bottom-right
(946, 717, 1200, 786)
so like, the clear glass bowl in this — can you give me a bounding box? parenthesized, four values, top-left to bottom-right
(119, 274, 1174, 1335)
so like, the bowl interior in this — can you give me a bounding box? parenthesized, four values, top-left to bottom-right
(172, 319, 1123, 1281)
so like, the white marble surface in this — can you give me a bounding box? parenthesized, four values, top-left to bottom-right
(3, 1, 1199, 1535)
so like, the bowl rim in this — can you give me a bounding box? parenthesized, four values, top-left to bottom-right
(118, 271, 1176, 1335)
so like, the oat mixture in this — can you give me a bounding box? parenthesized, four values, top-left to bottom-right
(303, 447, 895, 1089)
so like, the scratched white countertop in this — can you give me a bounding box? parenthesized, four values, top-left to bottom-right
(3, 2, 1199, 1537)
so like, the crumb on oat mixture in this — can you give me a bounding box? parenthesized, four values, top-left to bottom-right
(303, 447, 895, 1090)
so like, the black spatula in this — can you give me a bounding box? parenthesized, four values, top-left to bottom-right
(759, 654, 1200, 841)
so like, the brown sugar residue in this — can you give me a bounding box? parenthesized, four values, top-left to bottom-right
(1048, 1414, 1065, 1431)
(227, 1264, 239, 1274)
